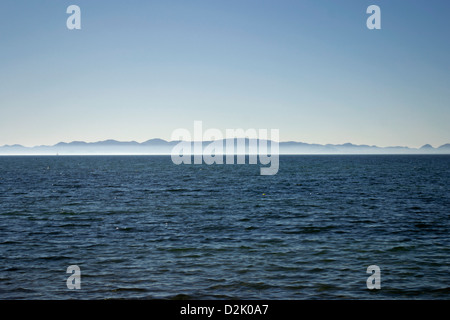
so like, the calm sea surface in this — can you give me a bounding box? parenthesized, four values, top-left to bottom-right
(0, 155, 449, 299)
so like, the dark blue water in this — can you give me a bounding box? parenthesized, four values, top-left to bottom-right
(0, 155, 449, 299)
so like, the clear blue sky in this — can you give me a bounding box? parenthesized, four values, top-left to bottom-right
(0, 0, 449, 147)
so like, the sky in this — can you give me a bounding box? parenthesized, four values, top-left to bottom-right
(0, 0, 449, 148)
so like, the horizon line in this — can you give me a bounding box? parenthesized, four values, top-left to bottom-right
(1, 138, 449, 150)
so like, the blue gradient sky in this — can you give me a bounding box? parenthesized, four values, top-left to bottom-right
(0, 0, 449, 147)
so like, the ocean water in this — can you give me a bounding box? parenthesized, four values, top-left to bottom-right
(0, 155, 449, 300)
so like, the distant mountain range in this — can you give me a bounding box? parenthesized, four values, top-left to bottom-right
(1, 139, 449, 155)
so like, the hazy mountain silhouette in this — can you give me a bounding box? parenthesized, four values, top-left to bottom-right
(437, 143, 450, 150)
(0, 139, 449, 155)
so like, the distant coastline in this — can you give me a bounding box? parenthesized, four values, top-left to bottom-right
(1, 139, 449, 155)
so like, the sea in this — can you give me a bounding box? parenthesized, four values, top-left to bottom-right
(0, 155, 449, 299)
